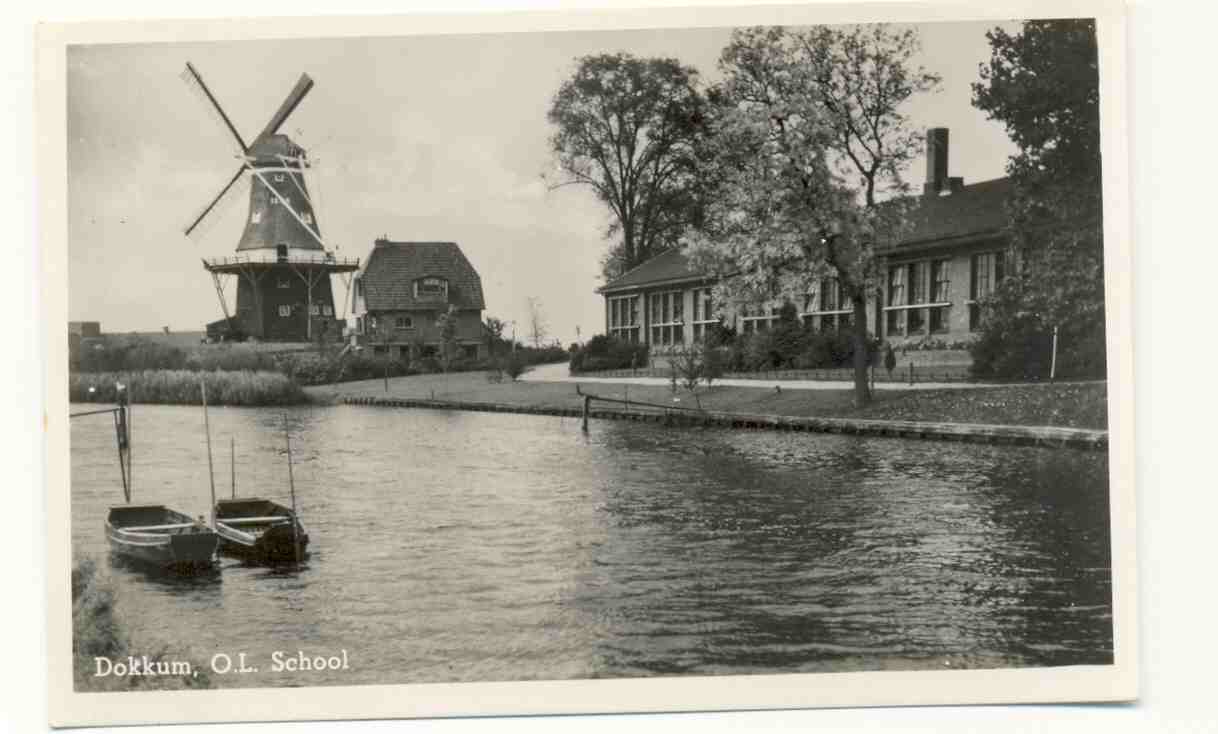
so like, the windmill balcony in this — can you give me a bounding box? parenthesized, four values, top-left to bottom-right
(203, 253, 361, 274)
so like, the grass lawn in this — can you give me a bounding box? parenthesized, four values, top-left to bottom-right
(309, 370, 1108, 430)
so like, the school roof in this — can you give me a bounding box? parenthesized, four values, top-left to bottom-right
(598, 247, 712, 294)
(359, 240, 486, 311)
(599, 177, 1012, 293)
(890, 177, 1012, 251)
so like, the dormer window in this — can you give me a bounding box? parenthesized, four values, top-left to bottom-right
(414, 277, 448, 299)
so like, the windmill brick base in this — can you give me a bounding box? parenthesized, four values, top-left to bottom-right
(203, 253, 359, 343)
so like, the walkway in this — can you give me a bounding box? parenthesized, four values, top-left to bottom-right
(522, 361, 1000, 391)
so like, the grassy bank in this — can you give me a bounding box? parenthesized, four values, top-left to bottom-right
(71, 370, 308, 406)
(312, 371, 1107, 430)
(72, 558, 212, 691)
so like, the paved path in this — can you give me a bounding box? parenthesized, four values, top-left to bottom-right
(521, 361, 999, 391)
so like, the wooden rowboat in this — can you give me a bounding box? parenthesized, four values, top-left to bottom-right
(106, 504, 219, 569)
(214, 498, 308, 562)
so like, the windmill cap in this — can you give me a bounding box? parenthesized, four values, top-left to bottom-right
(248, 134, 305, 165)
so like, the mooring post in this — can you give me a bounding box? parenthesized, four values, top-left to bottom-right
(582, 394, 590, 432)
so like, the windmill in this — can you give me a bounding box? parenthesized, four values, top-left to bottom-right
(183, 62, 359, 343)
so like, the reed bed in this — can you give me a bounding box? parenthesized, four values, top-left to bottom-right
(71, 369, 309, 406)
(72, 558, 212, 691)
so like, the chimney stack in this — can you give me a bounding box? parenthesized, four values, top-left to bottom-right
(922, 128, 965, 196)
(924, 128, 949, 196)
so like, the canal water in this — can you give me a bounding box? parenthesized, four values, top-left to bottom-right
(69, 404, 1113, 688)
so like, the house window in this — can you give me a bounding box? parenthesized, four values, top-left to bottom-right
(274, 173, 285, 183)
(395, 316, 414, 329)
(970, 251, 1006, 331)
(415, 277, 448, 299)
(302, 212, 313, 225)
(278, 279, 291, 289)
(276, 244, 288, 262)
(277, 305, 292, 318)
(462, 345, 478, 360)
(649, 290, 685, 346)
(322, 305, 333, 317)
(608, 295, 640, 342)
(309, 304, 320, 316)
(250, 211, 262, 224)
(691, 288, 716, 342)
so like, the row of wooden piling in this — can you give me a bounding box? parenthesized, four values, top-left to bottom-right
(341, 395, 1107, 451)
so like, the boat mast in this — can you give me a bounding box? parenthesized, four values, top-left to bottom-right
(230, 435, 236, 499)
(114, 384, 131, 504)
(282, 413, 302, 564)
(201, 380, 218, 528)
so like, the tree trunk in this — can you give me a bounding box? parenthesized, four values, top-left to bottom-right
(850, 293, 871, 407)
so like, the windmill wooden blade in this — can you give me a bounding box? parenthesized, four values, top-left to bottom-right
(184, 163, 247, 238)
(181, 62, 248, 154)
(254, 73, 314, 144)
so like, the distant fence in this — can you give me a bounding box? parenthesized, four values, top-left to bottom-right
(574, 364, 980, 384)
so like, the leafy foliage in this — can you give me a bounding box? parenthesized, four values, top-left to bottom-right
(569, 335, 650, 373)
(687, 25, 939, 404)
(547, 53, 707, 278)
(970, 20, 1106, 379)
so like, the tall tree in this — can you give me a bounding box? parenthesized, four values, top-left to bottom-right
(526, 297, 549, 348)
(688, 25, 940, 405)
(547, 53, 706, 279)
(970, 20, 1105, 378)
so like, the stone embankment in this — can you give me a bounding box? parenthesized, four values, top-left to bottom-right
(342, 395, 1107, 451)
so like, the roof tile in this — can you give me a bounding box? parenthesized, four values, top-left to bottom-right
(360, 241, 485, 311)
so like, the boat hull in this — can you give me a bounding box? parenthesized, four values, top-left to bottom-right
(215, 498, 309, 563)
(106, 504, 218, 570)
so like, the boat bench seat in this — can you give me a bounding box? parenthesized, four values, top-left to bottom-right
(119, 522, 199, 532)
(218, 516, 292, 525)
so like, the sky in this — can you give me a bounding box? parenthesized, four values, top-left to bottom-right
(66, 19, 1020, 344)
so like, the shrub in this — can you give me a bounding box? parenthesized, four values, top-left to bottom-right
(569, 335, 649, 373)
(670, 346, 703, 391)
(503, 352, 527, 381)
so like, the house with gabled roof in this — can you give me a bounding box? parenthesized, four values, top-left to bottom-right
(351, 239, 487, 361)
(597, 128, 1014, 355)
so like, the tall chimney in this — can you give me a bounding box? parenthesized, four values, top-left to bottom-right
(924, 127, 949, 196)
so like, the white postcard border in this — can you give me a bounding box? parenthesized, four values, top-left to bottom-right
(39, 1, 1136, 727)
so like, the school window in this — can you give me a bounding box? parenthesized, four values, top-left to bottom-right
(608, 295, 640, 342)
(969, 251, 1006, 331)
(929, 259, 951, 333)
(886, 266, 906, 336)
(691, 288, 715, 342)
(649, 290, 685, 346)
(739, 304, 776, 335)
(394, 316, 414, 329)
(808, 278, 851, 331)
(277, 305, 292, 318)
